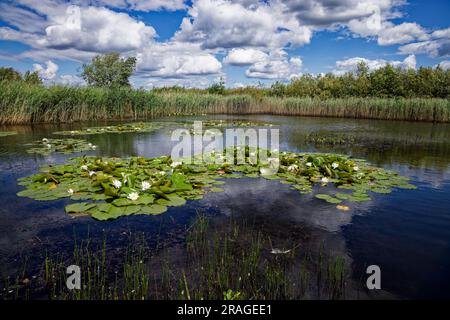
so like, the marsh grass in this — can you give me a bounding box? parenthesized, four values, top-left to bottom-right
(1, 213, 347, 300)
(1, 82, 449, 124)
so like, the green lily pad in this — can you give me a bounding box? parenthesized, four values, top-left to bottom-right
(139, 204, 168, 215)
(16, 146, 416, 221)
(65, 202, 96, 213)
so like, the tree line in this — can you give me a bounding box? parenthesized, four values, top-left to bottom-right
(1, 53, 449, 98)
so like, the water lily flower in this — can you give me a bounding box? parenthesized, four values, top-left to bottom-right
(112, 180, 122, 189)
(70, 131, 75, 134)
(306, 162, 312, 167)
(159, 171, 166, 175)
(353, 166, 359, 171)
(88, 143, 92, 147)
(91, 145, 97, 150)
(287, 164, 299, 173)
(141, 181, 151, 191)
(268, 157, 279, 168)
(67, 189, 74, 195)
(42, 138, 49, 143)
(89, 171, 96, 177)
(170, 161, 182, 168)
(272, 148, 279, 153)
(321, 177, 329, 183)
(81, 165, 88, 171)
(332, 162, 339, 169)
(127, 192, 139, 201)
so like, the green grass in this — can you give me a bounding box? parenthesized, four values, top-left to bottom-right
(1, 81, 448, 124)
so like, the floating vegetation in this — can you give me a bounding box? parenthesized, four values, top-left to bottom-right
(0, 131, 17, 137)
(186, 120, 276, 135)
(16, 147, 416, 220)
(26, 138, 97, 155)
(53, 122, 172, 136)
(306, 132, 356, 146)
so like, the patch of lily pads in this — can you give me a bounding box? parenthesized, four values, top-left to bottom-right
(26, 138, 97, 155)
(186, 120, 275, 135)
(16, 147, 416, 221)
(52, 122, 173, 136)
(0, 131, 17, 137)
(306, 132, 356, 146)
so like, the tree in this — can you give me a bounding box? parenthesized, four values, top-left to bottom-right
(81, 52, 136, 88)
(208, 78, 225, 94)
(0, 67, 22, 82)
(23, 71, 43, 85)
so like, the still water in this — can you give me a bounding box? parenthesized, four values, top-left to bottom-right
(1, 115, 449, 299)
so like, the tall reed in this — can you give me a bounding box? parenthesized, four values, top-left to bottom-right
(1, 81, 448, 124)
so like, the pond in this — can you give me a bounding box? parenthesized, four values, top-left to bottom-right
(1, 115, 450, 299)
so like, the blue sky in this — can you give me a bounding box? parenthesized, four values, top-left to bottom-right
(0, 0, 449, 88)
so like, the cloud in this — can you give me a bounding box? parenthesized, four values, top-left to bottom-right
(436, 60, 450, 70)
(126, 0, 187, 11)
(399, 39, 450, 58)
(32, 60, 59, 80)
(377, 22, 428, 45)
(333, 54, 416, 74)
(58, 74, 85, 86)
(136, 42, 222, 78)
(174, 0, 312, 49)
(223, 48, 268, 66)
(245, 50, 302, 80)
(398, 27, 450, 57)
(40, 5, 156, 53)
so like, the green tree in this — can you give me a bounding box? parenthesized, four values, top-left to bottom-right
(0, 67, 22, 82)
(81, 52, 136, 88)
(23, 71, 43, 85)
(208, 78, 225, 94)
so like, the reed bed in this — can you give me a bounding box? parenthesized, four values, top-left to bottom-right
(1, 82, 449, 124)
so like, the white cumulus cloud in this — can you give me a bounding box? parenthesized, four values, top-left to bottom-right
(32, 60, 59, 80)
(333, 54, 416, 74)
(223, 48, 268, 66)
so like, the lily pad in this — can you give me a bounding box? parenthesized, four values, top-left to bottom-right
(16, 147, 416, 221)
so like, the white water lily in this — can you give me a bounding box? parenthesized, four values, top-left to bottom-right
(127, 192, 139, 201)
(321, 177, 329, 183)
(46, 144, 52, 148)
(272, 148, 279, 153)
(141, 181, 151, 191)
(287, 164, 299, 172)
(42, 138, 48, 143)
(260, 167, 277, 176)
(91, 145, 97, 150)
(332, 162, 339, 169)
(112, 180, 122, 189)
(353, 166, 359, 171)
(170, 161, 182, 168)
(306, 162, 312, 167)
(81, 165, 88, 171)
(268, 157, 279, 168)
(89, 171, 96, 177)
(88, 143, 92, 147)
(70, 131, 75, 134)
(159, 171, 166, 175)
(67, 189, 74, 195)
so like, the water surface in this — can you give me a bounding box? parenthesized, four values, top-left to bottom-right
(1, 115, 449, 299)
